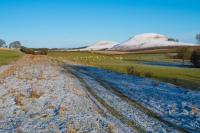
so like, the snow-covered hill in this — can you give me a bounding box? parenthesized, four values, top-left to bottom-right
(81, 41, 118, 51)
(110, 33, 193, 51)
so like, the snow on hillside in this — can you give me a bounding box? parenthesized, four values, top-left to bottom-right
(81, 41, 118, 51)
(110, 33, 193, 51)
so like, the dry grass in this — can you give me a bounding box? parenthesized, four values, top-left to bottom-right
(76, 89, 83, 96)
(191, 107, 199, 115)
(48, 104, 55, 109)
(29, 89, 42, 99)
(0, 48, 10, 50)
(29, 83, 43, 98)
(38, 70, 45, 80)
(59, 104, 66, 116)
(107, 123, 116, 133)
(15, 94, 24, 106)
(67, 125, 76, 133)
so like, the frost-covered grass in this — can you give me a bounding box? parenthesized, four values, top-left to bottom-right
(49, 51, 200, 90)
(0, 49, 23, 66)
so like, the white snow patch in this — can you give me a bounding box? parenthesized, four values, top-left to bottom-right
(81, 41, 118, 51)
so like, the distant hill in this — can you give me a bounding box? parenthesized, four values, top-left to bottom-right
(110, 33, 194, 51)
(50, 33, 196, 52)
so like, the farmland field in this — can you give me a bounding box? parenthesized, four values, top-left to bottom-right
(0, 48, 23, 66)
(49, 51, 200, 91)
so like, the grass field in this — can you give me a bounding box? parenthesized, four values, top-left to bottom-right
(0, 48, 23, 66)
(49, 50, 200, 91)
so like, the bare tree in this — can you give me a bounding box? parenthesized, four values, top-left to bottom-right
(196, 33, 200, 44)
(0, 39, 6, 48)
(9, 41, 22, 49)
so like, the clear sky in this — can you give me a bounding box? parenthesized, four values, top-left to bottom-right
(0, 0, 200, 48)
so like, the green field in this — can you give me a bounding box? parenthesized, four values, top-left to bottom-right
(0, 49, 23, 66)
(49, 50, 200, 91)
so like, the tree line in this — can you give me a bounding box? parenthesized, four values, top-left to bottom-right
(0, 38, 48, 55)
(0, 39, 22, 49)
(196, 33, 200, 44)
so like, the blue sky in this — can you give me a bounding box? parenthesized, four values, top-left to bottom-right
(0, 0, 200, 48)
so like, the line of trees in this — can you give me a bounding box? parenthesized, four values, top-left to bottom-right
(0, 38, 48, 55)
(0, 39, 22, 49)
(20, 46, 48, 55)
(196, 33, 200, 44)
(168, 38, 179, 42)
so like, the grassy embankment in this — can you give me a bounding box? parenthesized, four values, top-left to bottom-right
(0, 48, 23, 66)
(49, 50, 200, 91)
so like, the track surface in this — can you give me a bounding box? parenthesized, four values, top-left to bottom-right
(0, 56, 134, 133)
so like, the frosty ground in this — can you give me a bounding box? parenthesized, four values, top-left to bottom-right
(0, 55, 199, 132)
(0, 55, 134, 133)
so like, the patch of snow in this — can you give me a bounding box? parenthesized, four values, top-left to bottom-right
(81, 41, 118, 51)
(133, 33, 169, 41)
